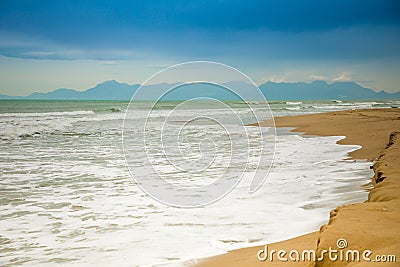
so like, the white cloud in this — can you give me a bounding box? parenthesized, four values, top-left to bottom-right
(332, 72, 352, 82)
(309, 72, 352, 83)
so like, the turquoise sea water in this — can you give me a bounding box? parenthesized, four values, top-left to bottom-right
(0, 99, 398, 115)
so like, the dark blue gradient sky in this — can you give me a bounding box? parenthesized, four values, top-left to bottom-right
(0, 0, 399, 95)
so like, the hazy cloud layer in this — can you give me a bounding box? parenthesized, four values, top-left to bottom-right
(0, 0, 399, 93)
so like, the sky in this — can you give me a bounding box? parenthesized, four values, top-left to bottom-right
(0, 0, 400, 95)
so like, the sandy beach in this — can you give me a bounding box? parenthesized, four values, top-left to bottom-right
(194, 108, 400, 266)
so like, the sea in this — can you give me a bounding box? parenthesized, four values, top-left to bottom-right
(1, 100, 399, 266)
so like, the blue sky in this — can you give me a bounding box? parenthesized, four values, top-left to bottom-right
(0, 0, 399, 95)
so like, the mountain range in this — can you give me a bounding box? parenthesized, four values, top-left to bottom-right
(1, 80, 399, 101)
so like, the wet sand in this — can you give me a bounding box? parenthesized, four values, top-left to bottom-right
(193, 108, 400, 266)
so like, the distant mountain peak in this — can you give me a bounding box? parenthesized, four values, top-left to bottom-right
(91, 80, 128, 88)
(258, 80, 400, 101)
(0, 80, 399, 100)
(97, 79, 122, 85)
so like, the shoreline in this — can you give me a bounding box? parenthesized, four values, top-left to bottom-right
(193, 108, 400, 266)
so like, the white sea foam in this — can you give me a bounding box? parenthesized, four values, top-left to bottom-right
(0, 110, 124, 139)
(284, 106, 301, 110)
(285, 101, 303, 105)
(0, 101, 375, 266)
(0, 110, 95, 117)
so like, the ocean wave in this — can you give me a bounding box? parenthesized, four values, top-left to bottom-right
(285, 101, 303, 105)
(311, 103, 375, 110)
(284, 106, 301, 111)
(0, 110, 95, 117)
(0, 111, 124, 140)
(110, 107, 122, 112)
